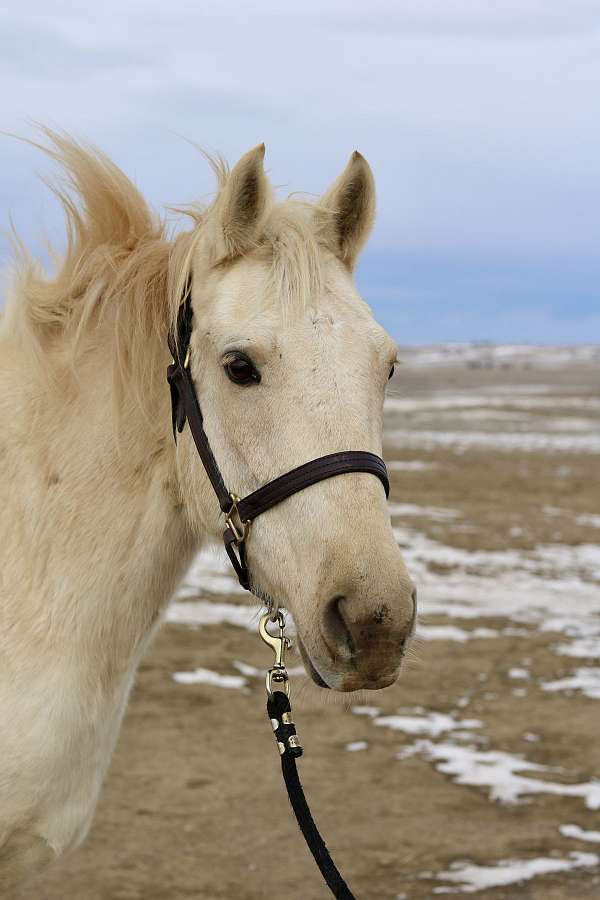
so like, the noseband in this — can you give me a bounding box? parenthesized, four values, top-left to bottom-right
(166, 289, 390, 593)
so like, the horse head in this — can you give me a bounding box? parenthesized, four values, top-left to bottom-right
(174, 145, 416, 692)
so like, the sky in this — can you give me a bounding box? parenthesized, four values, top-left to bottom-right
(1, 0, 599, 344)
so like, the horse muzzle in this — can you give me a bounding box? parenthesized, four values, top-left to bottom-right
(296, 584, 417, 692)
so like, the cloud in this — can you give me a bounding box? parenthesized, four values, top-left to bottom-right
(1, 1, 599, 340)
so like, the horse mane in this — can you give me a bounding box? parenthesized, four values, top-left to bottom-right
(3, 129, 325, 405)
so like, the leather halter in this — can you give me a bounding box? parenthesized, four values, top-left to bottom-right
(166, 289, 390, 592)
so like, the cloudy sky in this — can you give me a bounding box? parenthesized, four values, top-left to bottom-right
(1, 0, 599, 343)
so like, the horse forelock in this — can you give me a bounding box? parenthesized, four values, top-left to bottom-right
(4, 131, 334, 412)
(259, 201, 326, 319)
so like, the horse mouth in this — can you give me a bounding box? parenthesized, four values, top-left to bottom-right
(296, 631, 406, 692)
(296, 635, 331, 689)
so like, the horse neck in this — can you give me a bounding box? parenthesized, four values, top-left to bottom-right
(6, 313, 199, 691)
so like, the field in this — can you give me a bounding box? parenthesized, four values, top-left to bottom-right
(21, 344, 600, 900)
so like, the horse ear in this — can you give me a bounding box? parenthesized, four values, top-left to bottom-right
(209, 144, 270, 262)
(320, 151, 376, 269)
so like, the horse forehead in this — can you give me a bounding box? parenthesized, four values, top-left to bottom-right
(201, 255, 391, 353)
(307, 301, 391, 351)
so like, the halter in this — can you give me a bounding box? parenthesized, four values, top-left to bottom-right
(166, 287, 390, 593)
(166, 286, 391, 900)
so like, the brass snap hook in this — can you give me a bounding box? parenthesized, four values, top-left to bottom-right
(259, 611, 291, 698)
(259, 611, 289, 667)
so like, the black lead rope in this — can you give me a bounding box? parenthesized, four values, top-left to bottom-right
(260, 613, 357, 899)
(267, 690, 357, 900)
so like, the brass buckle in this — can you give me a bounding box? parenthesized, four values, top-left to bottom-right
(225, 493, 250, 544)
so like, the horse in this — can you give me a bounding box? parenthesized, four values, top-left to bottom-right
(0, 130, 416, 889)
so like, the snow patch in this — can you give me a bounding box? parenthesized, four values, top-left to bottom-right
(387, 460, 435, 471)
(542, 668, 600, 701)
(166, 600, 261, 630)
(345, 741, 368, 752)
(173, 668, 248, 689)
(555, 637, 600, 660)
(560, 823, 600, 844)
(397, 343, 600, 370)
(388, 428, 600, 454)
(175, 544, 241, 599)
(428, 851, 599, 894)
(374, 712, 482, 738)
(576, 514, 600, 528)
(351, 705, 381, 718)
(418, 625, 499, 642)
(388, 502, 460, 521)
(399, 742, 600, 810)
(394, 525, 600, 660)
(508, 668, 530, 680)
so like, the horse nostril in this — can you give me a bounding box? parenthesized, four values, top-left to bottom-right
(322, 595, 355, 658)
(409, 587, 418, 634)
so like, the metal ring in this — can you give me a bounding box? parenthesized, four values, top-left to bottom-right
(266, 668, 290, 698)
(225, 494, 251, 543)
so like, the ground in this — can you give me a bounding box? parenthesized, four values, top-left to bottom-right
(19, 344, 600, 899)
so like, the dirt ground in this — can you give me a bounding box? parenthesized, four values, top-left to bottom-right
(18, 348, 600, 900)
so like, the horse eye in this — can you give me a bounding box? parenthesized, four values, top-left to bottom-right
(224, 354, 260, 386)
(388, 365, 395, 381)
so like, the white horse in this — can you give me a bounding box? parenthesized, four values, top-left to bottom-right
(0, 131, 415, 889)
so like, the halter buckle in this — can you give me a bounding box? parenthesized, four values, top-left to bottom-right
(225, 493, 251, 544)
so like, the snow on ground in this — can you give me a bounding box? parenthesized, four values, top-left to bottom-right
(345, 741, 368, 752)
(384, 368, 600, 453)
(174, 544, 241, 599)
(560, 824, 600, 844)
(391, 525, 600, 655)
(393, 741, 600, 810)
(576, 514, 600, 528)
(397, 343, 600, 370)
(372, 711, 482, 738)
(387, 502, 460, 521)
(426, 851, 599, 894)
(417, 624, 500, 642)
(387, 460, 435, 471)
(555, 638, 600, 660)
(508, 668, 530, 680)
(166, 597, 259, 629)
(387, 428, 600, 454)
(542, 668, 600, 701)
(172, 667, 248, 689)
(351, 705, 381, 718)
(386, 392, 600, 414)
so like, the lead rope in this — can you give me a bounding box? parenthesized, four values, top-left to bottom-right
(259, 612, 357, 900)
